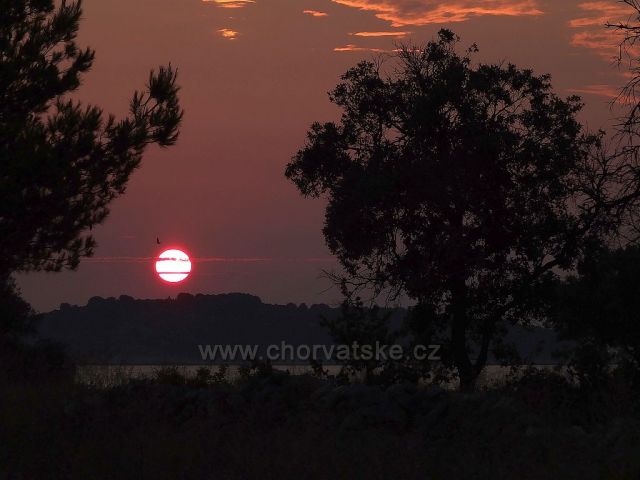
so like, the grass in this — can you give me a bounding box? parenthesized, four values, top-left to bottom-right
(2, 365, 640, 479)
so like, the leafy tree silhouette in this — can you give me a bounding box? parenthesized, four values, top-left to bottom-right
(286, 30, 640, 391)
(547, 0, 640, 392)
(554, 244, 640, 387)
(320, 297, 397, 384)
(0, 0, 183, 278)
(0, 0, 182, 347)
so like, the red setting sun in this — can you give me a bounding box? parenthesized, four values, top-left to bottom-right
(155, 249, 192, 283)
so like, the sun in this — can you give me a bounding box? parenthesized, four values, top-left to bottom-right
(155, 249, 192, 283)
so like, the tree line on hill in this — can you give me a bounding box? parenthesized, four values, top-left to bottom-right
(36, 292, 568, 369)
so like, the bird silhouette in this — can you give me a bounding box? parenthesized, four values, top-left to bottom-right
(156, 237, 161, 245)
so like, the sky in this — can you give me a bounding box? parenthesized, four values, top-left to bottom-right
(16, 0, 638, 312)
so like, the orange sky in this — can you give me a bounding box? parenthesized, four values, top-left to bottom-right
(18, 0, 638, 311)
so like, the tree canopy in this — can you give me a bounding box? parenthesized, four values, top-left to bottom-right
(0, 0, 183, 278)
(554, 244, 640, 374)
(286, 30, 640, 390)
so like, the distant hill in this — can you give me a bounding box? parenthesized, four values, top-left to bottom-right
(37, 293, 570, 365)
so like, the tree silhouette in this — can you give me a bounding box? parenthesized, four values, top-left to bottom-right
(0, 0, 183, 280)
(608, 1, 640, 133)
(605, 0, 640, 243)
(286, 30, 640, 391)
(320, 297, 396, 383)
(554, 244, 640, 384)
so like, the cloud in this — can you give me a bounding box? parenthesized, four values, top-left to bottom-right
(333, 44, 386, 52)
(569, 2, 636, 59)
(351, 31, 410, 37)
(568, 84, 622, 99)
(570, 31, 622, 58)
(83, 256, 267, 264)
(218, 28, 239, 40)
(569, 1, 634, 28)
(303, 9, 329, 17)
(202, 0, 255, 8)
(82, 256, 335, 264)
(83, 257, 154, 263)
(331, 0, 543, 27)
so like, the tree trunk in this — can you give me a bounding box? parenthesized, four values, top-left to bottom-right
(450, 276, 478, 392)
